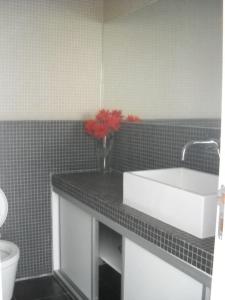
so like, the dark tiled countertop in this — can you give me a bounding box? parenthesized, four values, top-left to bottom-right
(52, 171, 214, 276)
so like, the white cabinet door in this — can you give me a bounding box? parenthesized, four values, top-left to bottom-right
(123, 238, 203, 300)
(59, 196, 93, 299)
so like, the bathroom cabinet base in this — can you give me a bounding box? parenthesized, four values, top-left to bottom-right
(123, 238, 204, 300)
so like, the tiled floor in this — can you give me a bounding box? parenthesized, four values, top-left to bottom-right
(13, 276, 76, 300)
(13, 265, 121, 300)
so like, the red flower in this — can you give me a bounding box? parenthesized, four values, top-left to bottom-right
(111, 110, 123, 120)
(93, 122, 109, 139)
(84, 119, 109, 139)
(126, 115, 141, 122)
(108, 114, 121, 131)
(84, 120, 96, 136)
(96, 109, 110, 122)
(84, 109, 140, 140)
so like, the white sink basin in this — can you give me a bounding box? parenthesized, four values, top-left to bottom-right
(123, 168, 218, 238)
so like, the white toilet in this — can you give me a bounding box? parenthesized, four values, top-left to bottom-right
(0, 189, 20, 300)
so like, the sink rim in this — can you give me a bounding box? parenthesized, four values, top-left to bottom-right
(128, 167, 218, 197)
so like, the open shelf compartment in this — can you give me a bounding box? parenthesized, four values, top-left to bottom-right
(99, 223, 122, 274)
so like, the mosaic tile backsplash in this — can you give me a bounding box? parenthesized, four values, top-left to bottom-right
(112, 120, 220, 175)
(0, 121, 97, 279)
(0, 119, 220, 279)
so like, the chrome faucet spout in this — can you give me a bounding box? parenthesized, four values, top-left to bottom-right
(181, 139, 220, 161)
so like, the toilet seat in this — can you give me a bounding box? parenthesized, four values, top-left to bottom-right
(0, 188, 8, 227)
(0, 240, 20, 269)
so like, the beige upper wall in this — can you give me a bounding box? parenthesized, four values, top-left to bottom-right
(104, 0, 158, 22)
(0, 0, 221, 120)
(0, 0, 103, 120)
(103, 0, 222, 119)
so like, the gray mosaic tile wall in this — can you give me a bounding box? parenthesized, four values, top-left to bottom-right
(0, 121, 97, 279)
(112, 120, 220, 175)
(0, 119, 220, 279)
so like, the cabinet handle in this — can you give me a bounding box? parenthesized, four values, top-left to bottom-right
(218, 186, 225, 240)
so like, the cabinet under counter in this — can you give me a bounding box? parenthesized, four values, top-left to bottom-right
(51, 171, 213, 300)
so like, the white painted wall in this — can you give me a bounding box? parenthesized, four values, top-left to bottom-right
(0, 0, 103, 120)
(103, 0, 222, 119)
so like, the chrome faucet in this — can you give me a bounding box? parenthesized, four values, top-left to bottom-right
(181, 139, 220, 161)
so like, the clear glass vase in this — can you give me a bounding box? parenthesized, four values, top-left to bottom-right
(96, 134, 114, 174)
